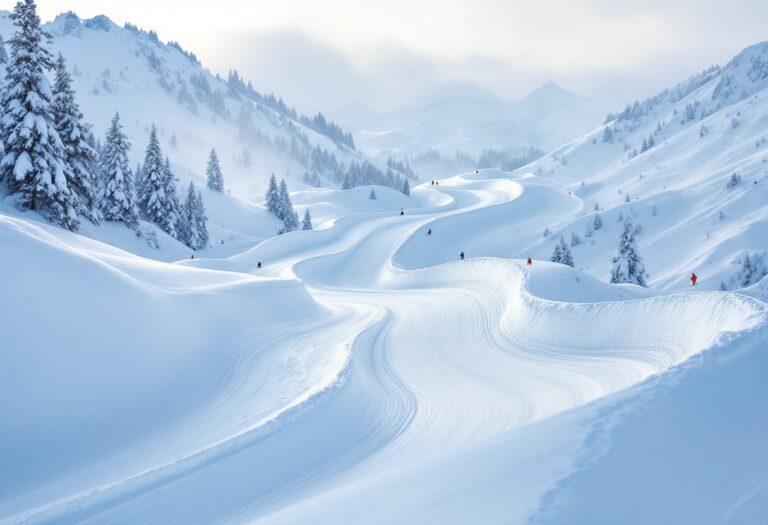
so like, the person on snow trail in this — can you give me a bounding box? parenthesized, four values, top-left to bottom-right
(427, 228, 432, 236)
(400, 208, 405, 216)
(190, 255, 195, 260)
(257, 261, 262, 269)
(460, 251, 465, 261)
(527, 257, 532, 266)
(691, 272, 697, 286)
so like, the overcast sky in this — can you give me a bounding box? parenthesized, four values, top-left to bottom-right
(29, 0, 768, 113)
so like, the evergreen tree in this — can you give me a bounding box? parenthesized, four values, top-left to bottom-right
(570, 231, 581, 247)
(99, 113, 138, 228)
(137, 125, 164, 221)
(301, 208, 313, 231)
(593, 213, 603, 230)
(161, 157, 181, 238)
(551, 236, 574, 267)
(53, 53, 99, 223)
(402, 178, 410, 196)
(369, 188, 377, 200)
(543, 225, 550, 237)
(0, 34, 8, 64)
(737, 253, 767, 287)
(0, 0, 76, 230)
(137, 127, 181, 237)
(205, 148, 224, 191)
(265, 173, 280, 214)
(277, 178, 298, 232)
(180, 181, 208, 249)
(610, 219, 648, 287)
(196, 189, 209, 247)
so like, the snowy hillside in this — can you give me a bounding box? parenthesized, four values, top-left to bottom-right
(0, 10, 421, 201)
(2, 3, 768, 524)
(503, 42, 768, 292)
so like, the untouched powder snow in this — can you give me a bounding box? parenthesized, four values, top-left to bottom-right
(2, 168, 766, 524)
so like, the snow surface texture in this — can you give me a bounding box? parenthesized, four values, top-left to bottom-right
(2, 167, 766, 524)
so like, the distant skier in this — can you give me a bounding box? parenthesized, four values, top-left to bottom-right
(431, 180, 435, 186)
(475, 169, 479, 174)
(690, 272, 697, 286)
(460, 251, 465, 261)
(400, 208, 404, 216)
(427, 228, 432, 236)
(435, 181, 439, 186)
(257, 261, 262, 269)
(527, 257, 532, 266)
(190, 255, 195, 260)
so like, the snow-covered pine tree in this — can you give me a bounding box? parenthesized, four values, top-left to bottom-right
(0, 34, 8, 64)
(180, 181, 208, 249)
(551, 236, 574, 267)
(570, 231, 581, 247)
(161, 157, 181, 238)
(593, 213, 603, 230)
(341, 172, 351, 190)
(137, 125, 164, 221)
(0, 0, 76, 230)
(301, 209, 313, 231)
(205, 148, 224, 191)
(99, 113, 138, 229)
(543, 226, 550, 237)
(610, 219, 648, 287)
(402, 178, 410, 196)
(369, 188, 377, 200)
(265, 173, 280, 215)
(195, 189, 209, 247)
(277, 178, 298, 233)
(53, 53, 99, 223)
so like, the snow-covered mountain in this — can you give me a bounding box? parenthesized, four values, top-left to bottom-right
(0, 10, 385, 201)
(335, 80, 605, 157)
(508, 41, 768, 291)
(2, 6, 768, 524)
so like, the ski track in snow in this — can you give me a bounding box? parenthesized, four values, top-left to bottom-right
(2, 170, 765, 524)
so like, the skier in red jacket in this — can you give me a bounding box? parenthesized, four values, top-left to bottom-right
(527, 257, 532, 266)
(690, 272, 697, 286)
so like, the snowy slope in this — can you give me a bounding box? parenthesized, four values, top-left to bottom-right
(0, 11, 399, 256)
(2, 166, 765, 524)
(496, 42, 768, 291)
(3, 15, 768, 525)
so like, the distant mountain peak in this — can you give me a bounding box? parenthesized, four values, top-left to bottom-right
(49, 11, 116, 36)
(520, 81, 583, 105)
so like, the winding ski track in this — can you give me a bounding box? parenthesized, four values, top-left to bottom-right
(5, 170, 764, 525)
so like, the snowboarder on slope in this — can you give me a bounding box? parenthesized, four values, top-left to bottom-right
(527, 257, 532, 266)
(257, 261, 262, 269)
(427, 228, 432, 236)
(400, 208, 404, 216)
(460, 251, 465, 261)
(691, 272, 697, 286)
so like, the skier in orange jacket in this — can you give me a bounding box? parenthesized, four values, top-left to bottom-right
(691, 272, 697, 286)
